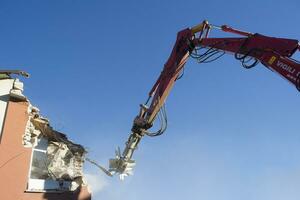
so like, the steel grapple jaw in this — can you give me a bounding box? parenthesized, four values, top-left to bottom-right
(109, 147, 136, 180)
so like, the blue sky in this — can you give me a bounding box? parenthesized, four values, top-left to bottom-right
(1, 0, 300, 199)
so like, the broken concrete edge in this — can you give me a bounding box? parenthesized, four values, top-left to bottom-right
(0, 72, 91, 192)
(0, 70, 29, 102)
(24, 104, 89, 190)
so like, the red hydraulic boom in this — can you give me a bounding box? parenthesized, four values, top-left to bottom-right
(108, 20, 300, 179)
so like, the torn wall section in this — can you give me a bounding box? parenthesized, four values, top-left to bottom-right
(0, 73, 91, 199)
(24, 103, 88, 192)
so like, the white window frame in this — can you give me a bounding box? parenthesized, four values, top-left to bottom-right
(26, 137, 72, 193)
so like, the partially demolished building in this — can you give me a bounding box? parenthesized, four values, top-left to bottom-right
(0, 71, 91, 200)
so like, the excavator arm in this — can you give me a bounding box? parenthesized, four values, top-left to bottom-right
(108, 20, 300, 179)
(196, 26, 300, 88)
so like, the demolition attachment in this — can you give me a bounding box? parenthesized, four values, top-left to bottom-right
(109, 147, 136, 180)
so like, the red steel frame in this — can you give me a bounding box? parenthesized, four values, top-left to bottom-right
(113, 21, 300, 176)
(145, 22, 300, 125)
